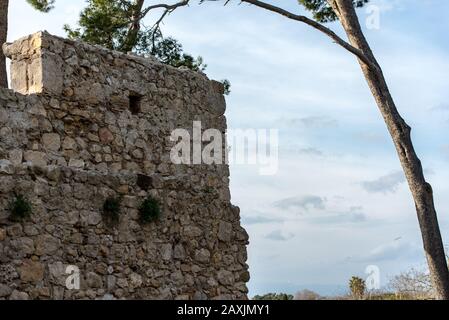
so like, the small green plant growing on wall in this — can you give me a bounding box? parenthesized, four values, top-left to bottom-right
(8, 194, 32, 222)
(102, 196, 122, 225)
(203, 186, 215, 194)
(139, 196, 161, 224)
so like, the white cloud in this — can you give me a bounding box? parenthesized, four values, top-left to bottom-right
(361, 171, 406, 194)
(279, 116, 339, 129)
(274, 195, 326, 211)
(242, 214, 284, 225)
(352, 240, 422, 263)
(265, 230, 294, 242)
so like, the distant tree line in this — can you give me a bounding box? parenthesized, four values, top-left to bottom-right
(253, 266, 440, 300)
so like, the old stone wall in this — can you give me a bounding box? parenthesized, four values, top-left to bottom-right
(0, 32, 249, 300)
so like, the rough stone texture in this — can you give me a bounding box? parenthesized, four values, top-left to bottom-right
(18, 260, 45, 283)
(0, 32, 249, 300)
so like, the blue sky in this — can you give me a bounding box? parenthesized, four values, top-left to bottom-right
(7, 0, 449, 296)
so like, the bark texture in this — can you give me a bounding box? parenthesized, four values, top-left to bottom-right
(0, 0, 8, 88)
(329, 0, 449, 299)
(120, 0, 189, 53)
(121, 0, 145, 53)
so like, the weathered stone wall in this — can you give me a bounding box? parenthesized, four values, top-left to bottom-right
(0, 32, 249, 300)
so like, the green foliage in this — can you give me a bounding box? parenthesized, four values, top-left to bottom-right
(298, 0, 369, 22)
(64, 0, 128, 51)
(26, 0, 55, 12)
(139, 196, 161, 224)
(102, 196, 122, 225)
(8, 194, 33, 222)
(144, 35, 207, 72)
(252, 293, 293, 300)
(221, 79, 231, 95)
(349, 276, 366, 299)
(64, 0, 206, 72)
(203, 186, 215, 194)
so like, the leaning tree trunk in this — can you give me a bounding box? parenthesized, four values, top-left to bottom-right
(329, 0, 449, 299)
(0, 0, 8, 88)
(121, 0, 145, 53)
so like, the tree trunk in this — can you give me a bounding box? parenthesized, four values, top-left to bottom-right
(0, 0, 8, 88)
(121, 0, 145, 53)
(330, 0, 449, 299)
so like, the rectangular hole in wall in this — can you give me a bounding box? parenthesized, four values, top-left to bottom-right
(129, 94, 142, 115)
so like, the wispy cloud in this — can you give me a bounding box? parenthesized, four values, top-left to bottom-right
(265, 230, 294, 241)
(361, 171, 406, 194)
(352, 240, 422, 263)
(280, 116, 338, 129)
(295, 147, 325, 157)
(304, 206, 367, 225)
(353, 131, 387, 144)
(242, 215, 284, 225)
(279, 146, 325, 158)
(274, 195, 326, 211)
